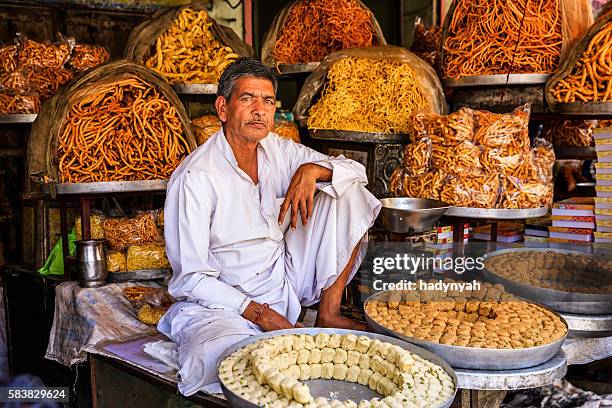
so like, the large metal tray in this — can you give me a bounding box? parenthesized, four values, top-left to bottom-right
(443, 74, 551, 88)
(551, 102, 612, 116)
(308, 129, 408, 144)
(444, 206, 548, 219)
(481, 248, 612, 315)
(560, 313, 612, 338)
(0, 114, 37, 124)
(364, 291, 567, 371)
(41, 180, 168, 195)
(276, 62, 320, 75)
(107, 268, 170, 282)
(217, 327, 458, 408)
(172, 83, 218, 95)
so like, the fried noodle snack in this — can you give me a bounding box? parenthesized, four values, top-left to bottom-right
(0, 92, 39, 113)
(103, 213, 161, 250)
(69, 44, 110, 72)
(145, 8, 239, 84)
(18, 39, 72, 69)
(58, 76, 191, 182)
(0, 45, 18, 73)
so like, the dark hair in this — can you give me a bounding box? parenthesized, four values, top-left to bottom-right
(216, 57, 278, 100)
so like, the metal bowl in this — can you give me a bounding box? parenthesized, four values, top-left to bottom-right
(380, 197, 451, 234)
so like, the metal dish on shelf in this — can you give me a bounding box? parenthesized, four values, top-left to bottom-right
(308, 129, 408, 144)
(550, 102, 612, 116)
(364, 291, 567, 371)
(380, 197, 450, 234)
(444, 206, 548, 219)
(481, 248, 612, 315)
(276, 62, 320, 75)
(560, 312, 612, 338)
(41, 180, 168, 195)
(107, 268, 170, 282)
(171, 83, 218, 95)
(443, 74, 551, 88)
(0, 113, 37, 124)
(217, 327, 458, 408)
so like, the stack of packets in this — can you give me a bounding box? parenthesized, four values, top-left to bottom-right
(550, 197, 594, 249)
(524, 217, 552, 247)
(595, 126, 612, 245)
(405, 224, 469, 273)
(470, 222, 524, 243)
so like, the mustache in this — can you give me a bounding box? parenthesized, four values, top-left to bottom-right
(246, 119, 267, 125)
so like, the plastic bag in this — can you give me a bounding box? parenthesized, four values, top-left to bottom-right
(192, 114, 221, 146)
(126, 244, 170, 271)
(294, 46, 446, 129)
(38, 229, 76, 276)
(531, 138, 556, 184)
(431, 140, 483, 176)
(137, 304, 168, 325)
(473, 104, 531, 153)
(409, 18, 442, 75)
(16, 34, 74, 70)
(440, 173, 500, 208)
(542, 120, 595, 147)
(106, 250, 127, 273)
(411, 107, 474, 145)
(274, 119, 300, 143)
(402, 138, 432, 175)
(500, 176, 552, 209)
(261, 0, 386, 67)
(0, 92, 40, 114)
(403, 169, 448, 200)
(0, 44, 18, 73)
(1, 67, 73, 99)
(68, 44, 110, 72)
(75, 213, 106, 241)
(103, 212, 161, 250)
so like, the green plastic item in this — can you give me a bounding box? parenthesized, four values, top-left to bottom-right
(38, 230, 77, 276)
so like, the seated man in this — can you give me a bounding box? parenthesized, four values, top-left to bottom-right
(159, 58, 381, 396)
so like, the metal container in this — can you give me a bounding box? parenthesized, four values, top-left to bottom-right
(217, 327, 458, 408)
(364, 291, 567, 370)
(380, 197, 450, 234)
(75, 239, 108, 288)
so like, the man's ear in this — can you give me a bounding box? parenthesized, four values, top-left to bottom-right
(215, 96, 228, 122)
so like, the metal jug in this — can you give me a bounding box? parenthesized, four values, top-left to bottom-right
(75, 239, 107, 288)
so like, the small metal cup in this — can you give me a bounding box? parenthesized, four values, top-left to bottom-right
(75, 239, 107, 288)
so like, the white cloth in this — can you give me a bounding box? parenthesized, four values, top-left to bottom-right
(159, 130, 381, 395)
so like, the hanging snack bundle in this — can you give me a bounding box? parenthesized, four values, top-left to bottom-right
(126, 244, 171, 271)
(103, 212, 161, 250)
(542, 120, 595, 147)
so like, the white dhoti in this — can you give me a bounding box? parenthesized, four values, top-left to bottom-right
(159, 183, 380, 395)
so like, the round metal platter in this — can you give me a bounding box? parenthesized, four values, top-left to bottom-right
(216, 327, 458, 408)
(481, 248, 612, 315)
(364, 291, 568, 371)
(171, 83, 218, 95)
(0, 114, 37, 124)
(444, 206, 548, 219)
(551, 102, 612, 116)
(276, 62, 320, 75)
(107, 268, 170, 282)
(561, 313, 612, 338)
(41, 180, 168, 195)
(443, 74, 552, 88)
(308, 129, 408, 144)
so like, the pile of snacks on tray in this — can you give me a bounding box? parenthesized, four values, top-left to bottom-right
(219, 332, 455, 407)
(0, 35, 109, 113)
(122, 286, 174, 325)
(390, 105, 555, 208)
(543, 120, 596, 147)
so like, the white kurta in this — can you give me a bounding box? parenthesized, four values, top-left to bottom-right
(159, 130, 381, 395)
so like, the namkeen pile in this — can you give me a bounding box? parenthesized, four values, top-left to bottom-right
(272, 0, 377, 65)
(308, 57, 429, 133)
(485, 251, 612, 294)
(57, 76, 191, 182)
(145, 8, 239, 84)
(219, 333, 455, 407)
(550, 21, 612, 102)
(443, 0, 562, 78)
(366, 282, 567, 349)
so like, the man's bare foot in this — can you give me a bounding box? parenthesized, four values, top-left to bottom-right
(316, 313, 367, 331)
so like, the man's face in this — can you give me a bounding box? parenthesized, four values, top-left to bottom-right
(216, 77, 276, 142)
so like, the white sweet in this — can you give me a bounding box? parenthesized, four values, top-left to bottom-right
(309, 348, 322, 364)
(321, 347, 335, 363)
(297, 349, 310, 364)
(305, 335, 316, 350)
(285, 365, 301, 381)
(341, 334, 357, 351)
(315, 333, 330, 348)
(293, 335, 306, 351)
(299, 364, 311, 381)
(355, 336, 371, 353)
(293, 383, 313, 404)
(334, 348, 348, 364)
(358, 354, 370, 369)
(346, 350, 360, 367)
(280, 378, 298, 399)
(321, 362, 334, 379)
(333, 364, 348, 380)
(310, 363, 322, 379)
(287, 350, 299, 366)
(346, 365, 360, 383)
(357, 368, 373, 386)
(329, 334, 343, 348)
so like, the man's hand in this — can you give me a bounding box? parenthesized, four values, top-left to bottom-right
(279, 163, 331, 230)
(242, 301, 297, 331)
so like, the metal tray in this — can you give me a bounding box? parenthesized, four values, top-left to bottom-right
(551, 102, 612, 116)
(217, 327, 458, 408)
(443, 74, 551, 88)
(276, 62, 320, 75)
(444, 206, 548, 219)
(364, 291, 567, 371)
(41, 180, 168, 195)
(380, 197, 450, 234)
(481, 248, 612, 315)
(172, 83, 218, 95)
(0, 114, 37, 124)
(560, 313, 612, 338)
(308, 129, 408, 144)
(107, 268, 170, 282)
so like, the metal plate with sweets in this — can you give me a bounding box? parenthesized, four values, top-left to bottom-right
(380, 197, 450, 234)
(481, 248, 612, 315)
(107, 268, 170, 282)
(364, 291, 567, 371)
(444, 206, 548, 219)
(217, 327, 458, 408)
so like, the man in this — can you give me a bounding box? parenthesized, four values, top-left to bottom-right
(159, 58, 381, 396)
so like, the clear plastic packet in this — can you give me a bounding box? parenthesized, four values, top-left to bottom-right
(411, 107, 474, 145)
(126, 243, 170, 271)
(542, 120, 595, 147)
(409, 18, 442, 75)
(106, 250, 127, 273)
(0, 68, 30, 93)
(156, 209, 164, 228)
(192, 114, 221, 146)
(473, 104, 531, 154)
(122, 286, 157, 305)
(68, 43, 110, 72)
(402, 137, 432, 175)
(403, 169, 448, 200)
(25, 67, 73, 99)
(103, 212, 161, 250)
(0, 44, 18, 73)
(531, 138, 556, 184)
(0, 92, 40, 114)
(500, 176, 552, 209)
(137, 304, 168, 325)
(273, 119, 300, 143)
(431, 140, 483, 176)
(440, 173, 501, 208)
(140, 287, 175, 308)
(75, 213, 106, 241)
(388, 166, 408, 197)
(16, 34, 74, 70)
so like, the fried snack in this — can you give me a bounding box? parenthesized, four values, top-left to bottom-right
(396, 169, 448, 200)
(273, 0, 377, 65)
(126, 244, 170, 271)
(308, 57, 429, 133)
(103, 213, 160, 250)
(551, 21, 612, 102)
(402, 138, 431, 175)
(443, 0, 562, 78)
(410, 19, 442, 74)
(0, 45, 18, 73)
(122, 286, 157, 303)
(58, 76, 191, 182)
(156, 209, 164, 228)
(75, 214, 105, 241)
(18, 39, 71, 69)
(106, 250, 127, 273)
(440, 173, 500, 208)
(411, 107, 474, 145)
(274, 120, 300, 143)
(192, 114, 221, 145)
(431, 140, 483, 176)
(473, 106, 530, 154)
(69, 44, 109, 72)
(500, 176, 551, 208)
(145, 8, 239, 84)
(2, 67, 73, 99)
(137, 303, 168, 325)
(543, 120, 595, 147)
(0, 92, 40, 114)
